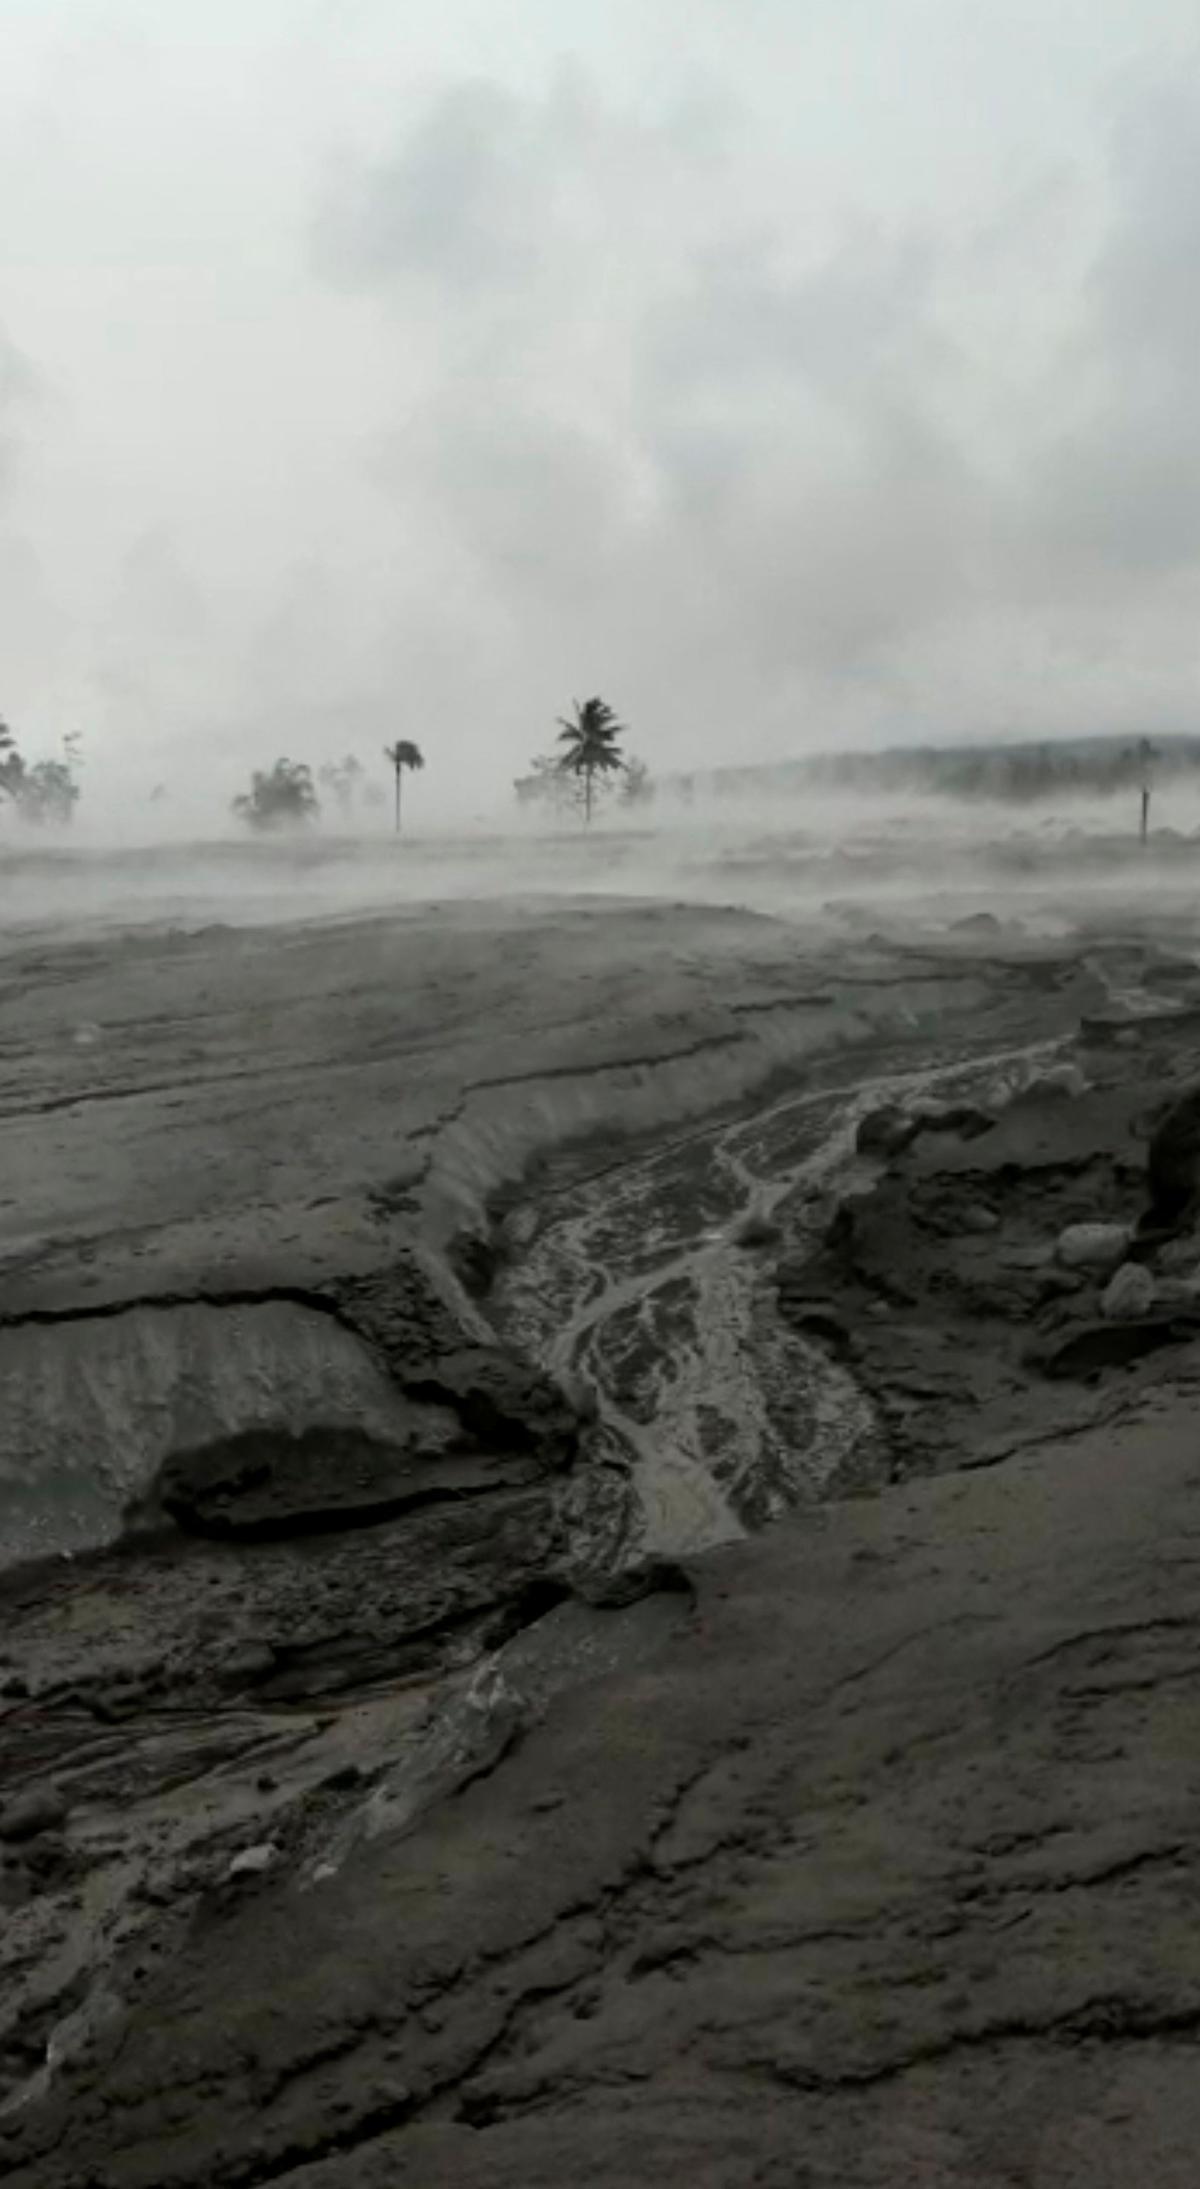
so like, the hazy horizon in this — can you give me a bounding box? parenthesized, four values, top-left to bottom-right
(3, 2, 1200, 823)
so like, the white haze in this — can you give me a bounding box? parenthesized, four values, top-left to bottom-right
(3, 785, 1199, 951)
(2, 1, 1200, 828)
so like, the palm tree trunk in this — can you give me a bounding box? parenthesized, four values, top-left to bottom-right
(394, 764, 402, 835)
(584, 766, 593, 824)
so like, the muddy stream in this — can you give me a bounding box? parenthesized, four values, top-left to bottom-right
(495, 1032, 1063, 1564)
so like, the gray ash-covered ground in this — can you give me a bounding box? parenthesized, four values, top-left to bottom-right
(7, 846, 1200, 2183)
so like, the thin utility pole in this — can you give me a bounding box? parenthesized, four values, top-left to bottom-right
(1137, 737, 1157, 844)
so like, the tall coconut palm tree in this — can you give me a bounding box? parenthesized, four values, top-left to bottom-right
(383, 740, 424, 834)
(556, 697, 627, 823)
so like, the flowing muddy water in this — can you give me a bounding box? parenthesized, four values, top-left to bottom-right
(495, 1033, 1065, 1562)
(303, 1027, 1067, 1890)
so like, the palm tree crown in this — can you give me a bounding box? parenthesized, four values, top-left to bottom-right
(556, 698, 627, 822)
(383, 740, 425, 833)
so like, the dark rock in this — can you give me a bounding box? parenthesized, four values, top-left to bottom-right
(956, 1203, 1000, 1235)
(1144, 1082, 1200, 1232)
(568, 1559, 694, 1611)
(218, 1642, 277, 1686)
(784, 1306, 854, 1352)
(855, 1105, 918, 1158)
(912, 1101, 995, 1142)
(403, 1348, 579, 1468)
(329, 1259, 583, 1470)
(447, 1228, 504, 1297)
(0, 1788, 68, 1844)
(1030, 1316, 1195, 1380)
(321, 1763, 364, 1793)
(731, 1213, 783, 1251)
(856, 1101, 994, 1164)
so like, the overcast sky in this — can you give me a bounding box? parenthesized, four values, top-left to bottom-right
(2, 0, 1199, 816)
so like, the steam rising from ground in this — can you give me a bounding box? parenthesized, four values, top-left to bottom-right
(2, 789, 1199, 940)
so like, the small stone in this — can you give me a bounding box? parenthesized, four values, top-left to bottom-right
(228, 1842, 277, 1879)
(87, 1687, 135, 1723)
(1056, 1221, 1131, 1272)
(0, 1787, 68, 1843)
(855, 1105, 917, 1158)
(958, 1205, 1000, 1235)
(914, 1102, 994, 1142)
(321, 1763, 363, 1793)
(731, 1212, 782, 1251)
(1100, 1263, 1157, 1321)
(220, 1642, 276, 1686)
(1026, 1062, 1089, 1100)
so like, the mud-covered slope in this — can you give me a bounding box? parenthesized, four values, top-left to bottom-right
(9, 1393, 1200, 2189)
(8, 893, 1200, 2184)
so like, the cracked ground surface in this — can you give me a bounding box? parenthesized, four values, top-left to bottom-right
(8, 864, 1200, 2183)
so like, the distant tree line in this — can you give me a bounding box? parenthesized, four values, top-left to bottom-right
(801, 736, 1166, 805)
(12, 699, 1179, 846)
(688, 734, 1183, 810)
(231, 744, 423, 833)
